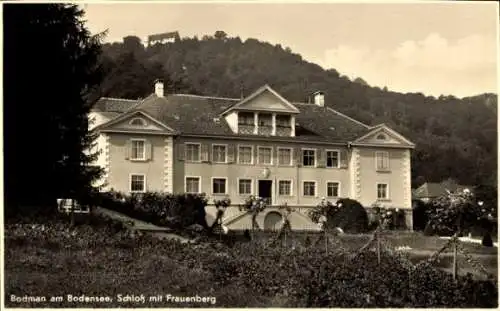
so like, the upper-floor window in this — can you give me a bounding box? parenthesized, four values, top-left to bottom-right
(326, 150, 339, 168)
(258, 113, 272, 127)
(212, 144, 227, 163)
(277, 147, 292, 166)
(185, 143, 201, 162)
(131, 139, 146, 160)
(302, 149, 316, 167)
(258, 146, 273, 165)
(238, 145, 253, 164)
(238, 112, 254, 125)
(375, 151, 390, 171)
(276, 115, 291, 128)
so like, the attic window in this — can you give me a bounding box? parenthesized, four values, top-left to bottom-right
(376, 134, 386, 140)
(129, 118, 147, 126)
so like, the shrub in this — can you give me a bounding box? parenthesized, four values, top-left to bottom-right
(373, 205, 407, 230)
(309, 198, 369, 233)
(412, 199, 429, 231)
(96, 191, 209, 229)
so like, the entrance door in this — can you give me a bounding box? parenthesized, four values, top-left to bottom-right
(258, 180, 273, 205)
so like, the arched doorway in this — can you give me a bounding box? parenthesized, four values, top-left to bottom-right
(264, 212, 283, 231)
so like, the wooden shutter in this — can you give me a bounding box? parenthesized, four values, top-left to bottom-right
(201, 144, 209, 162)
(340, 149, 348, 168)
(227, 144, 235, 163)
(295, 148, 302, 167)
(145, 140, 152, 161)
(177, 143, 185, 161)
(125, 139, 131, 160)
(317, 149, 325, 168)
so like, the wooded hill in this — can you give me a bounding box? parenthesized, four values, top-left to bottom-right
(98, 33, 497, 188)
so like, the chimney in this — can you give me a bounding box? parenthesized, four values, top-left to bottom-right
(313, 91, 325, 107)
(154, 79, 164, 97)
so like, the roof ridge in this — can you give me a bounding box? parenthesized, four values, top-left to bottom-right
(173, 94, 240, 101)
(326, 107, 371, 129)
(100, 97, 139, 102)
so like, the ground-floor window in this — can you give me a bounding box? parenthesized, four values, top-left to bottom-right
(278, 180, 292, 196)
(130, 174, 146, 192)
(185, 177, 200, 193)
(377, 183, 389, 199)
(327, 182, 340, 198)
(238, 179, 252, 195)
(303, 181, 316, 196)
(212, 178, 227, 194)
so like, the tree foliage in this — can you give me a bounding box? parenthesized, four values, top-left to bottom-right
(98, 35, 497, 188)
(4, 4, 105, 207)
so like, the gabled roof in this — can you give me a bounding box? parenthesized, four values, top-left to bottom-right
(148, 31, 179, 42)
(413, 182, 472, 199)
(352, 123, 416, 148)
(220, 84, 300, 115)
(92, 86, 410, 145)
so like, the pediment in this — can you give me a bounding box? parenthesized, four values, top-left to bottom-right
(352, 124, 415, 148)
(222, 85, 300, 114)
(97, 110, 175, 134)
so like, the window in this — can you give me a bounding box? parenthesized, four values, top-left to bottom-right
(278, 180, 292, 196)
(212, 145, 227, 163)
(130, 118, 147, 126)
(238, 146, 253, 164)
(258, 114, 272, 126)
(303, 181, 316, 197)
(238, 112, 254, 125)
(131, 140, 146, 160)
(327, 182, 340, 198)
(185, 143, 200, 162)
(326, 150, 339, 168)
(376, 134, 386, 140)
(276, 115, 291, 128)
(185, 177, 200, 193)
(302, 149, 316, 167)
(377, 183, 389, 199)
(130, 174, 145, 192)
(258, 147, 273, 165)
(212, 178, 227, 194)
(238, 179, 252, 195)
(278, 148, 292, 165)
(376, 151, 390, 170)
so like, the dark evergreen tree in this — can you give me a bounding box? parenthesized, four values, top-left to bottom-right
(4, 4, 105, 209)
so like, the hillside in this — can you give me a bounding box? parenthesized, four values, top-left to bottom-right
(98, 33, 497, 188)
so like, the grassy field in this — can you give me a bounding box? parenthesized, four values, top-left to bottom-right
(4, 215, 498, 308)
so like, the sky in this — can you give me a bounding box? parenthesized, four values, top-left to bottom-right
(83, 1, 499, 98)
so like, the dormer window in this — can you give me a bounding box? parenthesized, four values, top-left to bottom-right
(238, 112, 254, 125)
(129, 118, 147, 126)
(276, 115, 291, 128)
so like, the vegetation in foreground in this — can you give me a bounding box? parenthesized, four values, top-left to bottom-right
(4, 214, 498, 308)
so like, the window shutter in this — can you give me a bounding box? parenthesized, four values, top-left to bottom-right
(145, 140, 153, 161)
(340, 149, 348, 168)
(295, 148, 302, 167)
(317, 149, 325, 168)
(177, 143, 185, 161)
(227, 144, 235, 163)
(201, 144, 209, 162)
(125, 139, 131, 160)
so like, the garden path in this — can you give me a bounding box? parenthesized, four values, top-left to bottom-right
(93, 206, 191, 243)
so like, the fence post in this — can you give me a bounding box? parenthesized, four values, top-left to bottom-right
(453, 239, 458, 280)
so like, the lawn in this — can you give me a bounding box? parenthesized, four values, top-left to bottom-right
(3, 214, 498, 308)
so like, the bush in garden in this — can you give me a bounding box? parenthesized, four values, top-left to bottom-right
(239, 195, 268, 231)
(96, 191, 209, 229)
(309, 198, 369, 233)
(425, 188, 495, 237)
(372, 205, 407, 230)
